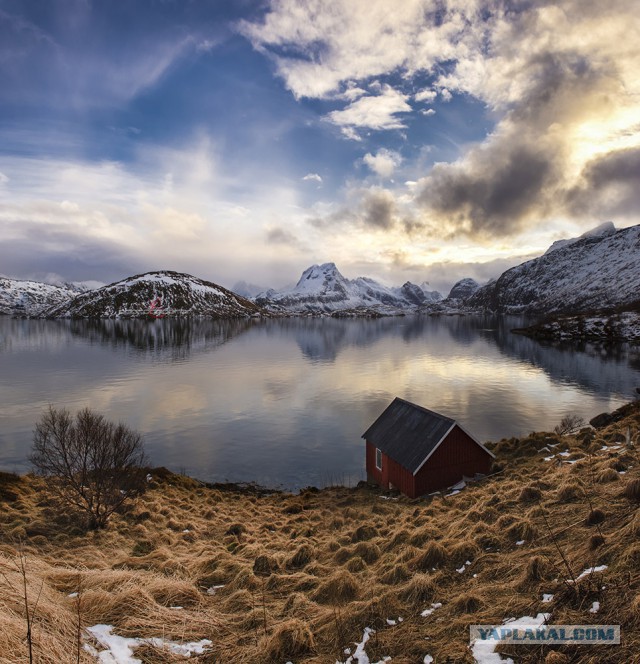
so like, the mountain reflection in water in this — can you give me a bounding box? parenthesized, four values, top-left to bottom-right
(1, 316, 638, 488)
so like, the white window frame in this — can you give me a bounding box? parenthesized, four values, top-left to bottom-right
(375, 447, 382, 471)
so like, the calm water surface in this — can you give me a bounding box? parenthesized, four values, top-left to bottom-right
(1, 316, 639, 489)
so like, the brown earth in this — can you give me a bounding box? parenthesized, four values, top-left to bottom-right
(1, 401, 639, 663)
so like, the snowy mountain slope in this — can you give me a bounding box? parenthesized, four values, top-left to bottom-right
(446, 278, 480, 301)
(0, 278, 79, 316)
(544, 221, 616, 255)
(468, 223, 640, 315)
(44, 271, 263, 319)
(254, 263, 442, 314)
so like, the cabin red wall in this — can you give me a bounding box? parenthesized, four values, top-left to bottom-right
(414, 425, 492, 496)
(366, 427, 492, 498)
(366, 441, 416, 497)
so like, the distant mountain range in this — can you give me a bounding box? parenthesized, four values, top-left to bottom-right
(1, 223, 639, 334)
(254, 262, 442, 315)
(44, 271, 261, 319)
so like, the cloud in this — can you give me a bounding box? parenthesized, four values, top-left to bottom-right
(362, 149, 402, 177)
(245, 0, 640, 241)
(414, 89, 437, 103)
(265, 226, 305, 248)
(0, 172, 8, 184)
(328, 86, 411, 133)
(0, 5, 194, 110)
(302, 173, 323, 183)
(416, 138, 558, 237)
(361, 188, 396, 229)
(240, 0, 478, 100)
(566, 146, 640, 218)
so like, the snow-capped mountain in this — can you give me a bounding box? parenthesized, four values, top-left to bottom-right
(446, 278, 480, 301)
(0, 278, 80, 316)
(543, 221, 616, 255)
(468, 223, 640, 314)
(254, 263, 441, 315)
(45, 271, 263, 319)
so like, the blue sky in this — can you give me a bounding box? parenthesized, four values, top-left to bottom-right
(1, 0, 639, 293)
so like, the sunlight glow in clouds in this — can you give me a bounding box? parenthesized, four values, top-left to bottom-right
(0, 0, 639, 292)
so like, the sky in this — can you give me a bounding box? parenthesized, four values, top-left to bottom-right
(0, 0, 639, 294)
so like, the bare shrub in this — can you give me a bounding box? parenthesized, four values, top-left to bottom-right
(30, 406, 147, 529)
(554, 414, 585, 436)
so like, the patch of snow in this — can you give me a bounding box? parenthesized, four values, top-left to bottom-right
(337, 627, 391, 664)
(471, 613, 550, 663)
(457, 560, 472, 573)
(86, 624, 212, 663)
(542, 594, 554, 603)
(206, 584, 225, 596)
(569, 565, 608, 583)
(589, 601, 600, 613)
(515, 540, 525, 546)
(421, 602, 442, 617)
(424, 656, 434, 664)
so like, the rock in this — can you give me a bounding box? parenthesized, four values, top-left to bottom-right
(589, 412, 613, 428)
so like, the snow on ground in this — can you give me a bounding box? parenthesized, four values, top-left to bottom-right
(470, 613, 550, 664)
(589, 601, 600, 613)
(569, 565, 608, 583)
(542, 594, 554, 603)
(421, 602, 442, 617)
(85, 624, 211, 663)
(336, 627, 391, 664)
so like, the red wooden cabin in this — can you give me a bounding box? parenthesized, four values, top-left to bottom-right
(363, 397, 494, 498)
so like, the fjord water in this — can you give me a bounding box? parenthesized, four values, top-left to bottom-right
(1, 316, 638, 489)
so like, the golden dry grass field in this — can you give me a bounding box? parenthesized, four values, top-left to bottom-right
(1, 401, 640, 663)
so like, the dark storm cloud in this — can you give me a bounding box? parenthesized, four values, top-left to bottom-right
(362, 189, 395, 229)
(417, 143, 556, 236)
(566, 146, 640, 218)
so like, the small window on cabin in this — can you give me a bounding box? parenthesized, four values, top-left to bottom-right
(375, 447, 382, 471)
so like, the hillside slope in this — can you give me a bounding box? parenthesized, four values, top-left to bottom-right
(468, 224, 640, 315)
(0, 278, 79, 316)
(45, 271, 263, 319)
(1, 401, 639, 662)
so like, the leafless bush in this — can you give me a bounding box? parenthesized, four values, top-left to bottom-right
(554, 414, 585, 436)
(30, 406, 147, 529)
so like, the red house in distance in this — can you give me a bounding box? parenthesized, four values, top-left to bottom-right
(363, 398, 494, 498)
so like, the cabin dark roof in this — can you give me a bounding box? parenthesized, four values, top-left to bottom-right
(362, 398, 457, 474)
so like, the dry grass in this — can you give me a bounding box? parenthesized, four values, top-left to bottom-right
(1, 401, 640, 662)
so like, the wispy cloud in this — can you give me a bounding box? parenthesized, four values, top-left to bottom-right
(328, 86, 411, 134)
